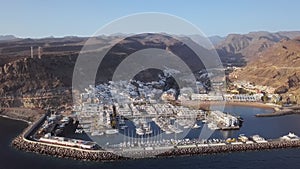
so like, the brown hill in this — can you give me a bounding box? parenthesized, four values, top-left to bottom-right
(0, 33, 212, 108)
(216, 31, 300, 66)
(230, 37, 300, 103)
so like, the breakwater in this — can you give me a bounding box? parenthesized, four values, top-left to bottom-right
(12, 133, 300, 162)
(256, 106, 300, 117)
(12, 136, 124, 161)
(159, 141, 300, 157)
(10, 105, 300, 161)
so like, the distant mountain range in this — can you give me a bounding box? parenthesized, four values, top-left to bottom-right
(1, 31, 300, 106)
(0, 35, 17, 41)
(214, 31, 300, 66)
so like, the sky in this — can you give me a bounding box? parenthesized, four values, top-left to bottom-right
(1, 0, 300, 38)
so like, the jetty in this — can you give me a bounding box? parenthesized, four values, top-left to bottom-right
(12, 133, 300, 161)
(256, 106, 300, 117)
(12, 116, 300, 162)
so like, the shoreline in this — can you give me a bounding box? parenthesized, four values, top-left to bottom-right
(205, 101, 300, 118)
(182, 101, 276, 111)
(0, 107, 44, 124)
(205, 101, 275, 109)
(0, 114, 32, 124)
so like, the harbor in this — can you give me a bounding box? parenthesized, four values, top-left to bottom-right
(3, 112, 300, 168)
(10, 99, 300, 161)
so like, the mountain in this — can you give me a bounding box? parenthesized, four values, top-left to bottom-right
(230, 37, 300, 103)
(1, 31, 300, 107)
(215, 31, 300, 66)
(208, 35, 225, 45)
(185, 35, 225, 48)
(0, 36, 115, 108)
(0, 35, 17, 41)
(0, 33, 213, 108)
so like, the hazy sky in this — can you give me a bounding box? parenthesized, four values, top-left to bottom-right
(1, 0, 299, 38)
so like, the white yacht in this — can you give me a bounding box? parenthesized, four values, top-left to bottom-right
(280, 132, 299, 141)
(168, 124, 183, 133)
(91, 131, 104, 136)
(250, 135, 268, 143)
(165, 130, 173, 134)
(192, 123, 201, 129)
(136, 127, 144, 135)
(105, 129, 119, 135)
(120, 125, 128, 130)
(207, 123, 219, 130)
(144, 124, 153, 135)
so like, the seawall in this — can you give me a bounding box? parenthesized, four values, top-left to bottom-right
(12, 134, 300, 162)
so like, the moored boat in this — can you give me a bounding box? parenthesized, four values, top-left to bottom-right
(105, 129, 119, 135)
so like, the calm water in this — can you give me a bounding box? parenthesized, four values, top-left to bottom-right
(1, 105, 300, 169)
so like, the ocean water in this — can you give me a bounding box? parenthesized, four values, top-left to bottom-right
(1, 105, 300, 169)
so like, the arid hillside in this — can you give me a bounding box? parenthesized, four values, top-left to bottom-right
(230, 37, 300, 103)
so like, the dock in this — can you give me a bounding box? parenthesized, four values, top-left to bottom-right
(11, 115, 300, 162)
(256, 106, 300, 117)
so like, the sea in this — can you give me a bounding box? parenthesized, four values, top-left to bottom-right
(1, 105, 300, 169)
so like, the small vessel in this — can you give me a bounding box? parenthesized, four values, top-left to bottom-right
(165, 130, 173, 134)
(173, 128, 183, 134)
(287, 132, 298, 138)
(250, 135, 268, 143)
(226, 138, 236, 143)
(178, 120, 186, 126)
(170, 116, 176, 120)
(237, 116, 244, 126)
(136, 127, 144, 135)
(192, 123, 201, 129)
(135, 123, 153, 135)
(119, 118, 126, 125)
(133, 118, 140, 126)
(105, 129, 119, 135)
(280, 132, 299, 141)
(91, 131, 104, 136)
(120, 125, 128, 130)
(207, 123, 219, 130)
(145, 128, 152, 135)
(238, 134, 248, 143)
(144, 124, 153, 135)
(169, 124, 183, 133)
(75, 129, 84, 134)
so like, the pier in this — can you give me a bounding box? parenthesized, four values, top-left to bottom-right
(256, 106, 300, 117)
(11, 120, 300, 161)
(12, 133, 300, 161)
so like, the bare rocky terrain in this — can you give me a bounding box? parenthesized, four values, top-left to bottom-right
(216, 31, 300, 66)
(1, 31, 300, 108)
(230, 37, 300, 103)
(0, 33, 211, 108)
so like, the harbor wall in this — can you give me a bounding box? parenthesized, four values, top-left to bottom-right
(159, 140, 300, 157)
(12, 133, 300, 162)
(11, 108, 300, 161)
